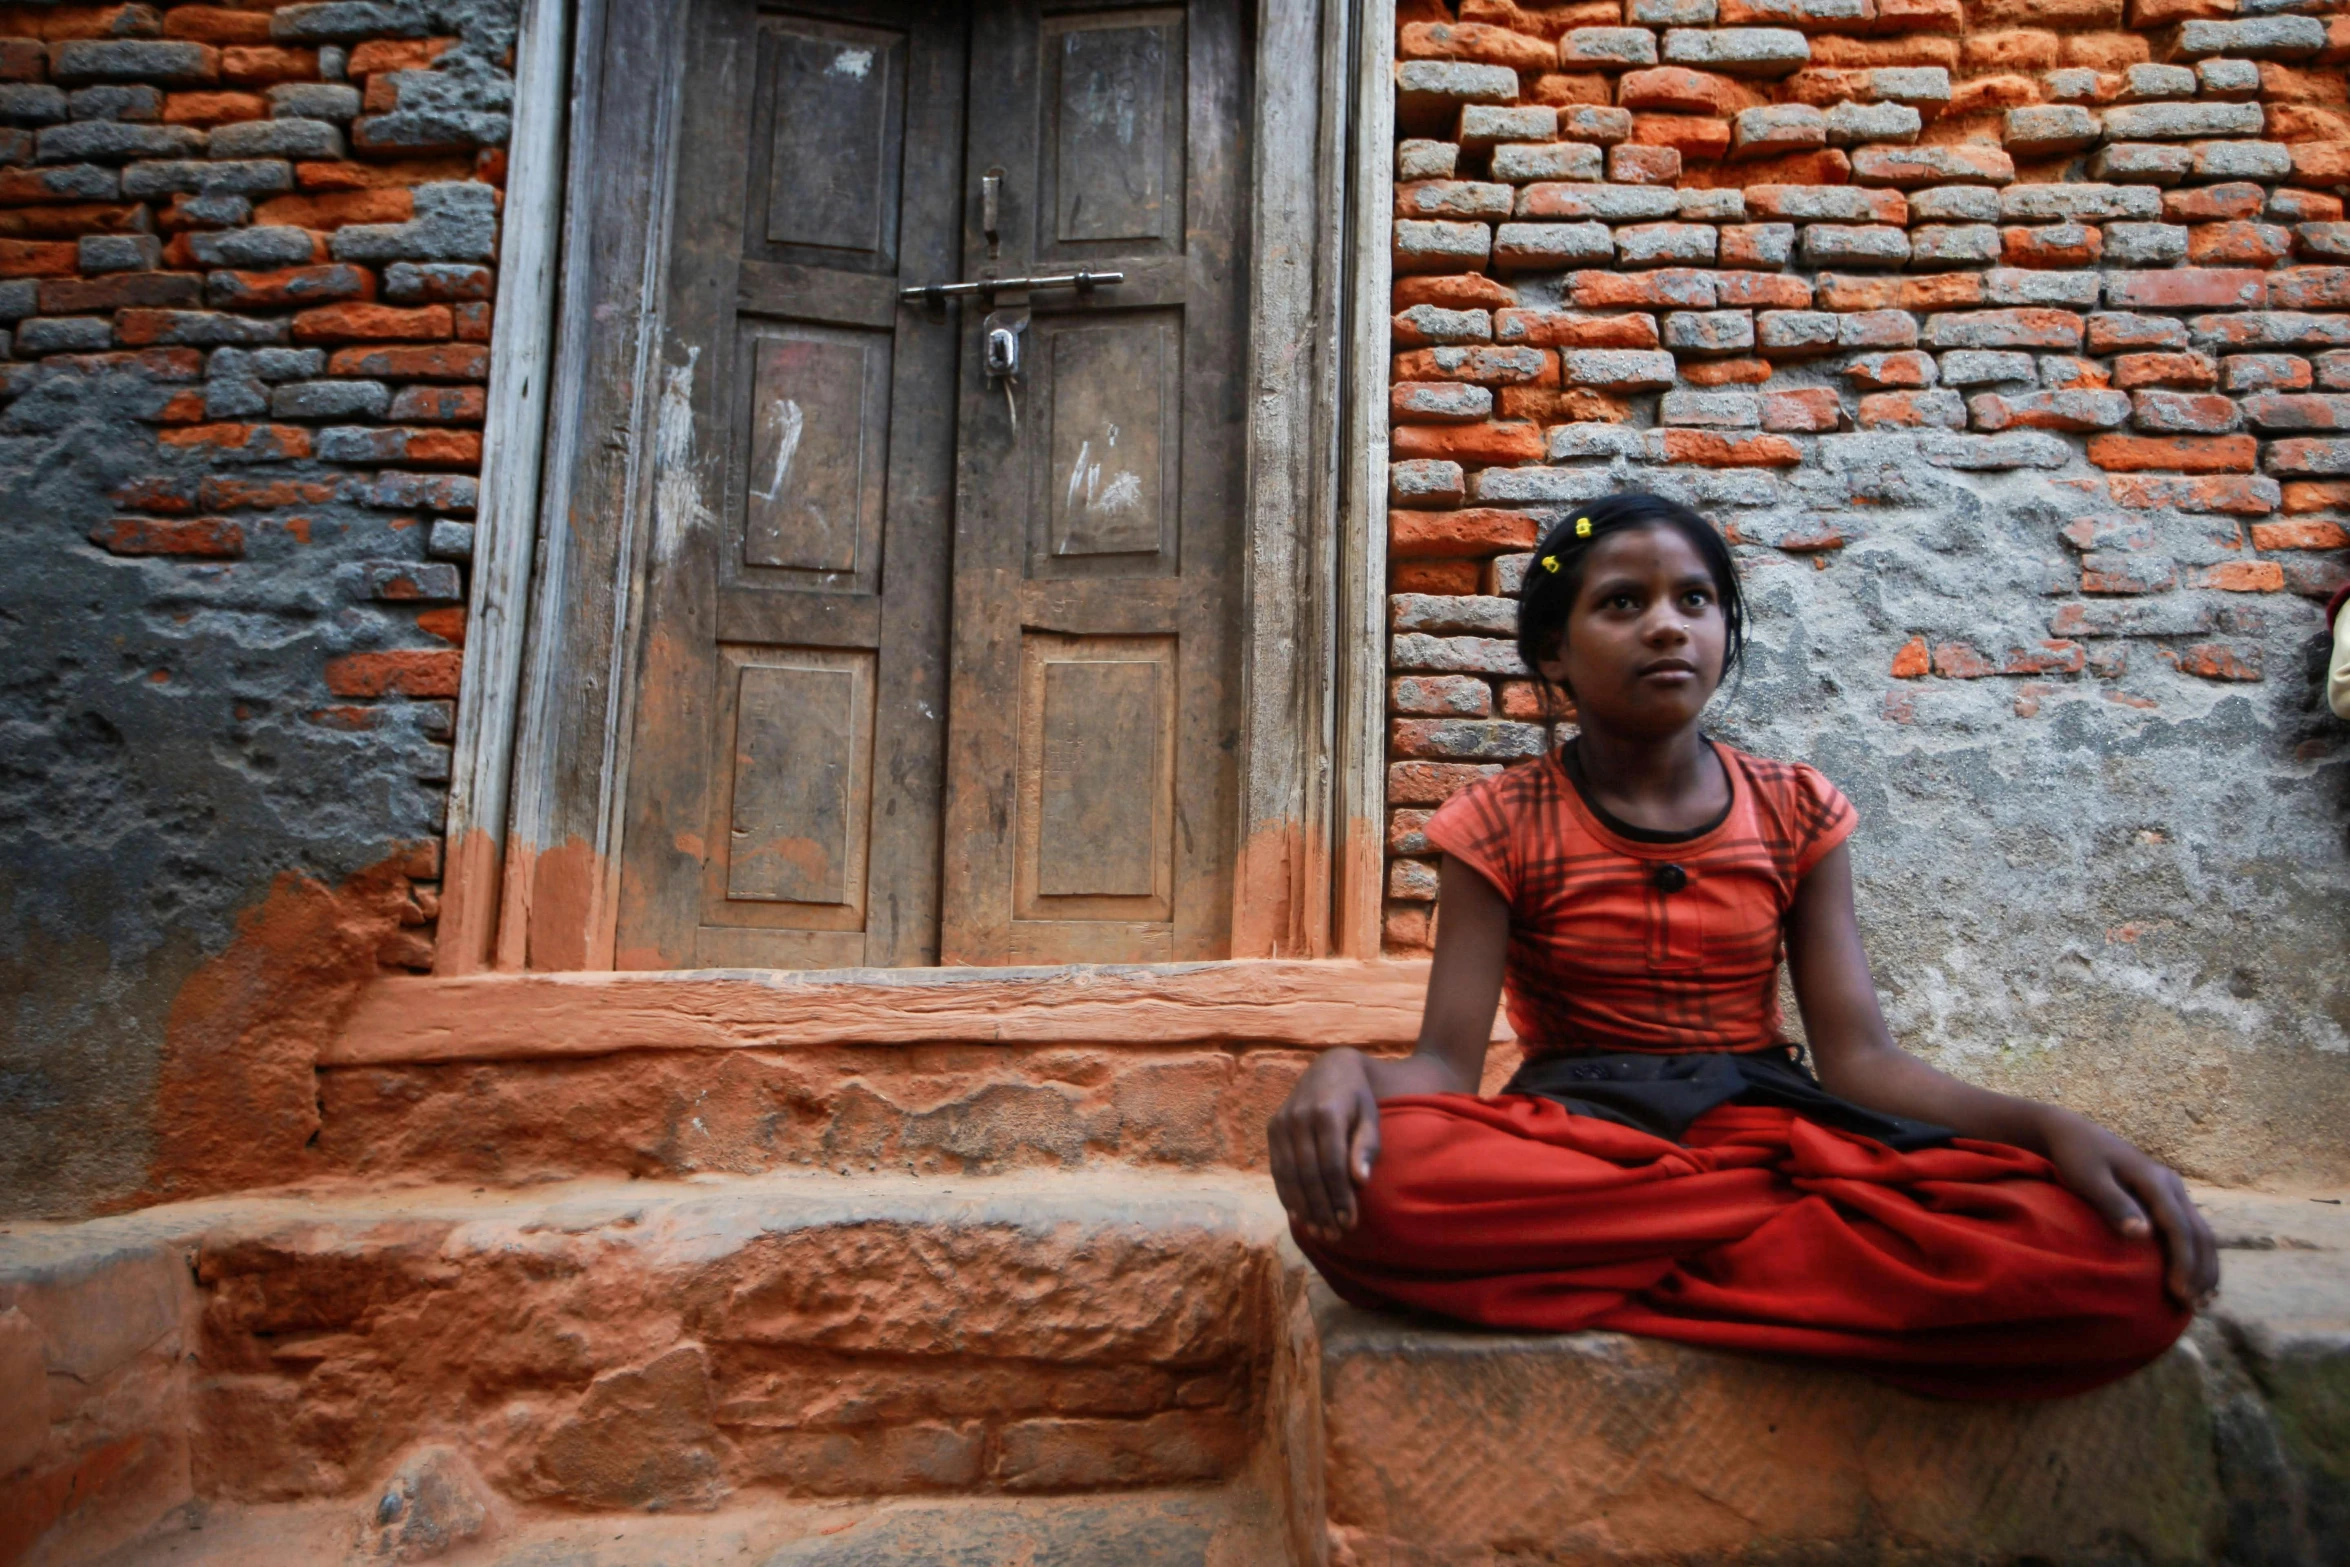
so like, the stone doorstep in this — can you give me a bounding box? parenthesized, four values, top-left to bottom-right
(1319, 1185, 2350, 1567)
(0, 1171, 1315, 1567)
(307, 962, 1520, 1191)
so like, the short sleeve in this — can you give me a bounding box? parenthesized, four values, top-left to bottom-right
(1421, 771, 1522, 904)
(1788, 763, 1858, 879)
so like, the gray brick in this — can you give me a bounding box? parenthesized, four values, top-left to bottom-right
(1546, 422, 1646, 461)
(1560, 28, 1659, 68)
(15, 317, 114, 354)
(2090, 143, 2192, 184)
(50, 41, 219, 86)
(1869, 67, 1950, 107)
(272, 378, 392, 419)
(349, 560, 463, 601)
(1723, 222, 1793, 266)
(178, 194, 252, 227)
(207, 117, 344, 160)
(0, 85, 68, 127)
(1663, 310, 1756, 354)
(2044, 68, 2104, 104)
(328, 180, 498, 264)
(1983, 268, 2102, 308)
(1799, 224, 1907, 268)
(2197, 58, 2262, 98)
(1909, 185, 2000, 223)
(2190, 140, 2291, 181)
(318, 424, 412, 463)
(1559, 348, 1678, 389)
(1397, 139, 1456, 182)
(35, 120, 203, 164)
(121, 158, 291, 197)
(1938, 349, 2037, 385)
(1470, 466, 1617, 505)
(268, 83, 362, 122)
(6, 163, 121, 201)
(271, 3, 435, 42)
(1459, 104, 1557, 148)
(1615, 221, 1715, 268)
(1825, 101, 1919, 146)
(1662, 27, 1809, 76)
(426, 519, 476, 562)
(1660, 389, 1761, 427)
(187, 226, 316, 268)
(1490, 142, 1602, 183)
(0, 281, 38, 324)
(1999, 183, 2160, 222)
(204, 375, 267, 419)
(67, 84, 162, 122)
(1492, 222, 1612, 269)
(2104, 222, 2188, 266)
(1757, 311, 1838, 354)
(2174, 16, 2328, 58)
(0, 126, 32, 164)
(382, 262, 493, 303)
(1918, 430, 2071, 469)
(127, 310, 287, 347)
(1909, 224, 2001, 267)
(1630, 0, 1715, 21)
(77, 233, 161, 273)
(1678, 189, 1745, 222)
(2100, 102, 2264, 141)
(249, 347, 328, 381)
(2118, 64, 2197, 102)
(1394, 61, 1519, 110)
(1513, 183, 1680, 222)
(2003, 105, 2100, 156)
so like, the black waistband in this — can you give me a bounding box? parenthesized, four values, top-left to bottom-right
(1502, 1048, 1955, 1151)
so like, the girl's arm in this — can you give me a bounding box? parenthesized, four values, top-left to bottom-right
(1787, 841, 2218, 1307)
(1268, 853, 1507, 1239)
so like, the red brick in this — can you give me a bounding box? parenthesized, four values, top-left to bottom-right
(161, 88, 265, 124)
(2111, 352, 2216, 390)
(1931, 641, 1994, 678)
(1392, 420, 1547, 464)
(1858, 390, 1958, 429)
(404, 429, 481, 466)
(2086, 434, 2258, 473)
(2188, 561, 2285, 591)
(146, 387, 207, 423)
(1526, 72, 1614, 108)
(2189, 222, 2292, 269)
(195, 476, 336, 510)
(1392, 560, 1483, 594)
(347, 38, 456, 75)
(1392, 345, 1557, 386)
(416, 606, 465, 645)
(1842, 350, 1935, 389)
(1387, 760, 1503, 806)
(1395, 273, 1517, 311)
(2283, 480, 2350, 513)
(2250, 519, 2350, 549)
(324, 649, 462, 700)
(1492, 308, 1658, 348)
(2002, 224, 2102, 269)
(325, 343, 491, 380)
(1569, 269, 1717, 308)
(1889, 635, 1930, 678)
(2269, 268, 2350, 311)
(1647, 430, 1804, 467)
(2290, 143, 2350, 184)
(110, 475, 194, 513)
(0, 39, 46, 80)
(390, 383, 487, 424)
(208, 264, 375, 309)
(2107, 475, 2280, 514)
(0, 240, 77, 278)
(157, 423, 312, 460)
(1630, 114, 1731, 161)
(451, 301, 491, 341)
(1619, 66, 1759, 117)
(1400, 20, 1554, 70)
(1713, 272, 1812, 309)
(293, 303, 453, 344)
(219, 45, 317, 86)
(2002, 641, 2087, 676)
(38, 273, 202, 313)
(1680, 356, 1772, 385)
(2103, 270, 2268, 311)
(294, 154, 473, 193)
(2163, 183, 2266, 224)
(1609, 145, 1682, 185)
(252, 188, 413, 229)
(2172, 643, 2262, 681)
(86, 516, 242, 557)
(2130, 390, 2241, 434)
(1389, 508, 1541, 558)
(1760, 387, 1840, 432)
(163, 7, 275, 43)
(2081, 555, 2178, 594)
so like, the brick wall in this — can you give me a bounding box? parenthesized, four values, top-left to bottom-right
(0, 0, 514, 1216)
(1377, 0, 2350, 1178)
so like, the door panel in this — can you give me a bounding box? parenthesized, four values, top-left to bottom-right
(615, 0, 964, 971)
(939, 0, 1247, 965)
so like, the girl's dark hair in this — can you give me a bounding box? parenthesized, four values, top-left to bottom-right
(1515, 490, 1747, 710)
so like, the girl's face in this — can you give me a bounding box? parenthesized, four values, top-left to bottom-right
(1536, 524, 1727, 740)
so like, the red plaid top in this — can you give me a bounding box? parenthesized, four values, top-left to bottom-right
(1424, 742, 1857, 1056)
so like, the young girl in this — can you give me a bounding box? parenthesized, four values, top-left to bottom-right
(1273, 490, 2217, 1400)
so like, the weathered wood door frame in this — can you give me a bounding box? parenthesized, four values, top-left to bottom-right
(438, 0, 1398, 973)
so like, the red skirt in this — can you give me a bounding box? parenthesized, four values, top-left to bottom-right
(1293, 1093, 2190, 1400)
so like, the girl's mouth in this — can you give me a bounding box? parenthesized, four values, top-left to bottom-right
(1638, 660, 1698, 681)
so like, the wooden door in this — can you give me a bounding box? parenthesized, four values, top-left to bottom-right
(614, 0, 966, 969)
(937, 0, 1249, 964)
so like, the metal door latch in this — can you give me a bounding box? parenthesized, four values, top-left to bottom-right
(899, 270, 1123, 306)
(983, 307, 1028, 432)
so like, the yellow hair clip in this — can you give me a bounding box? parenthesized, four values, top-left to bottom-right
(1539, 554, 1560, 573)
(1574, 516, 1593, 538)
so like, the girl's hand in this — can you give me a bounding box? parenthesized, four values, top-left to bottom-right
(2040, 1109, 2220, 1310)
(1269, 1047, 1382, 1242)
